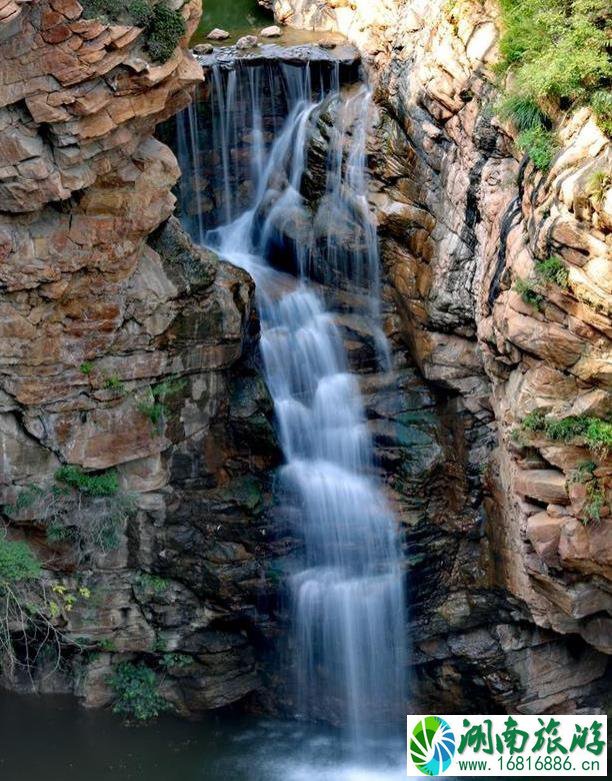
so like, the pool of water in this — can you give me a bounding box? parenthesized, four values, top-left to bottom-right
(0, 692, 407, 781)
(193, 0, 272, 43)
(191, 0, 325, 46)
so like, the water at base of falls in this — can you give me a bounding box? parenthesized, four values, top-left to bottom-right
(177, 58, 407, 766)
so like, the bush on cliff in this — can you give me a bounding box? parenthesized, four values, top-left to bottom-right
(0, 530, 92, 677)
(520, 412, 612, 458)
(497, 0, 612, 166)
(109, 662, 171, 721)
(81, 0, 186, 64)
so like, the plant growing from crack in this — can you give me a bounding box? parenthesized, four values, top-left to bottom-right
(0, 529, 91, 682)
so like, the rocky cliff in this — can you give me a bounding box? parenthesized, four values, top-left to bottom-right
(0, 0, 280, 715)
(271, 0, 611, 711)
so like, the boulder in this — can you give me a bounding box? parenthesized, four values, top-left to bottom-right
(260, 25, 282, 38)
(193, 42, 214, 54)
(207, 28, 230, 40)
(236, 35, 259, 49)
(526, 512, 564, 566)
(515, 469, 569, 505)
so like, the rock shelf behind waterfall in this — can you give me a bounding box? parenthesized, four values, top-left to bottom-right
(193, 41, 360, 70)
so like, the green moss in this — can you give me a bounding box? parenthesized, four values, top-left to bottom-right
(0, 535, 41, 584)
(127, 0, 153, 26)
(514, 277, 544, 309)
(80, 362, 93, 376)
(535, 256, 570, 288)
(146, 3, 186, 63)
(55, 466, 119, 498)
(109, 662, 171, 721)
(80, 0, 123, 20)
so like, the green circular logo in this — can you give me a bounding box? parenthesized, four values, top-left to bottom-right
(409, 716, 456, 776)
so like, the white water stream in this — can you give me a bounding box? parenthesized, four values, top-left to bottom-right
(177, 61, 406, 756)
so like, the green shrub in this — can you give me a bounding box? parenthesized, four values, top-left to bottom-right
(583, 481, 605, 523)
(109, 662, 171, 721)
(516, 125, 556, 170)
(104, 375, 125, 393)
(80, 0, 184, 64)
(127, 0, 153, 26)
(136, 572, 169, 593)
(521, 409, 546, 432)
(514, 276, 544, 309)
(138, 377, 187, 431)
(80, 362, 93, 376)
(497, 94, 548, 132)
(590, 89, 612, 136)
(55, 466, 119, 498)
(81, 0, 123, 20)
(161, 653, 191, 670)
(137, 399, 166, 428)
(535, 256, 570, 288)
(146, 4, 186, 63)
(521, 413, 612, 457)
(496, 0, 612, 167)
(588, 170, 612, 203)
(570, 460, 597, 483)
(0, 534, 41, 584)
(583, 418, 612, 458)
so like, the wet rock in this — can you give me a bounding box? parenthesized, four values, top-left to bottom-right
(193, 42, 214, 54)
(207, 27, 230, 40)
(260, 25, 282, 38)
(236, 35, 259, 49)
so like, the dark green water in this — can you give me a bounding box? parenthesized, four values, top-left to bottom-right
(193, 0, 271, 43)
(0, 692, 406, 781)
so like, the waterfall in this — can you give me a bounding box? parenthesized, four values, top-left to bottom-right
(176, 60, 406, 738)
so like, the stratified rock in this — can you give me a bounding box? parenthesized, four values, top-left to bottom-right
(515, 469, 569, 505)
(0, 0, 280, 719)
(207, 27, 230, 40)
(271, 0, 610, 711)
(526, 512, 564, 566)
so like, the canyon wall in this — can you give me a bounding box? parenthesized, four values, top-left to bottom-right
(272, 0, 611, 710)
(0, 0, 280, 714)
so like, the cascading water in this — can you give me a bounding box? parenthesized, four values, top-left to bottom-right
(177, 59, 406, 750)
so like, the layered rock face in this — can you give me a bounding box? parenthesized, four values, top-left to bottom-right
(0, 1, 280, 714)
(272, 0, 611, 711)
